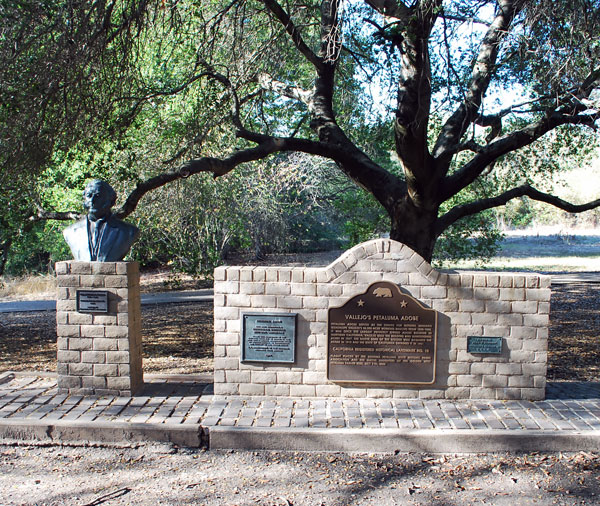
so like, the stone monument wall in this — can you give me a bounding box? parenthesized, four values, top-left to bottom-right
(214, 239, 551, 400)
(56, 261, 143, 396)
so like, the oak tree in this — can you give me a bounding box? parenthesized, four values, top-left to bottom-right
(2, 0, 600, 263)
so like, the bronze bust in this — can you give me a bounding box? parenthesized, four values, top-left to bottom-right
(63, 180, 139, 262)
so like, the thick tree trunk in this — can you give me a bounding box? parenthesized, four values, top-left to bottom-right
(388, 200, 439, 263)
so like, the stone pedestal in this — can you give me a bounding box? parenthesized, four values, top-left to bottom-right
(56, 261, 143, 396)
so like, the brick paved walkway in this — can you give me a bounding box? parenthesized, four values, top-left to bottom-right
(2, 373, 600, 433)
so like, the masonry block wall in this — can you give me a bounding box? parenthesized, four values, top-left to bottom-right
(56, 261, 143, 396)
(214, 239, 551, 400)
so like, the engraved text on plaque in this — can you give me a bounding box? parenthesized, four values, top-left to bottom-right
(327, 282, 437, 384)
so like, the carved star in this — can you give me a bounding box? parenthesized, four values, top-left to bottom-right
(357, 299, 365, 307)
(400, 300, 408, 308)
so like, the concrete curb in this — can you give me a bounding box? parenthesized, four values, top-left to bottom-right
(0, 419, 204, 447)
(208, 427, 600, 453)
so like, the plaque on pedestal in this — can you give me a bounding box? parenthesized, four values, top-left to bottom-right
(242, 313, 297, 363)
(327, 282, 437, 384)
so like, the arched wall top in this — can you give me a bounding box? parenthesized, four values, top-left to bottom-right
(319, 239, 440, 285)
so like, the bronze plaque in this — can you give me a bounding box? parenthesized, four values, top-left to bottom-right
(77, 290, 109, 313)
(327, 282, 437, 384)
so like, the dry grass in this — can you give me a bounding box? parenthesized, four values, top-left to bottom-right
(0, 274, 57, 301)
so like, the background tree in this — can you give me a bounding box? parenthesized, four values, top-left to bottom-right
(2, 0, 600, 270)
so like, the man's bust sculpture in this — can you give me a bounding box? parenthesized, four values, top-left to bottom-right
(63, 180, 140, 262)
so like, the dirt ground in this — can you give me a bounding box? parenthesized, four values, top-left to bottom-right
(1, 283, 599, 380)
(1, 443, 600, 505)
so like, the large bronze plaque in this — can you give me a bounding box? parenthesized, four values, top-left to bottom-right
(327, 282, 437, 384)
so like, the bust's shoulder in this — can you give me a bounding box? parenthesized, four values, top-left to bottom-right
(107, 216, 139, 237)
(63, 218, 87, 236)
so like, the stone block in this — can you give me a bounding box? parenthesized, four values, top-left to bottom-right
(239, 282, 265, 295)
(68, 313, 93, 325)
(456, 375, 482, 387)
(340, 387, 368, 397)
(214, 332, 239, 346)
(317, 284, 343, 297)
(508, 375, 534, 388)
(79, 275, 106, 288)
(106, 377, 132, 390)
(69, 363, 93, 376)
(483, 375, 508, 388)
(277, 297, 303, 309)
(469, 387, 497, 399)
(68, 338, 93, 351)
(82, 376, 107, 389)
(276, 371, 303, 384)
(315, 385, 341, 397)
(214, 281, 239, 294)
(214, 383, 241, 395)
(303, 371, 326, 385)
(55, 262, 69, 275)
(91, 263, 117, 275)
(57, 324, 80, 338)
(239, 383, 265, 395)
(250, 296, 278, 308)
(57, 350, 80, 363)
(473, 287, 500, 300)
(470, 362, 496, 375)
(104, 326, 129, 338)
(80, 325, 105, 338)
(214, 267, 227, 281)
(265, 384, 291, 396)
(57, 275, 80, 287)
(419, 389, 446, 399)
(106, 351, 130, 364)
(226, 370, 251, 383)
(290, 384, 316, 397)
(444, 387, 471, 399)
(57, 376, 81, 389)
(366, 388, 394, 398)
(496, 363, 522, 375)
(523, 314, 549, 327)
(459, 300, 485, 312)
(251, 371, 277, 384)
(93, 315, 119, 326)
(117, 338, 130, 351)
(81, 351, 106, 363)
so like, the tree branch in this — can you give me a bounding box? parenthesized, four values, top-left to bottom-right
(115, 134, 369, 218)
(260, 0, 323, 69)
(433, 0, 523, 165)
(257, 73, 312, 106)
(441, 110, 600, 202)
(436, 183, 600, 235)
(363, 0, 410, 20)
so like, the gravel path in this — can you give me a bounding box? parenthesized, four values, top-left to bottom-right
(2, 443, 600, 505)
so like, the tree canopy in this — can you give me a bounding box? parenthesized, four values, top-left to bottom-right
(1, 0, 600, 268)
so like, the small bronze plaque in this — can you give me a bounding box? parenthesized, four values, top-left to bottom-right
(327, 282, 437, 384)
(77, 290, 109, 313)
(242, 313, 297, 363)
(467, 336, 503, 354)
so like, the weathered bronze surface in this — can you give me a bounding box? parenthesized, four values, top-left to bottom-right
(242, 313, 297, 363)
(327, 281, 437, 384)
(77, 290, 109, 313)
(63, 180, 139, 262)
(467, 336, 503, 354)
